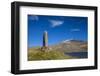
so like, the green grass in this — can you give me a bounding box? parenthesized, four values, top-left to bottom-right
(28, 48, 73, 61)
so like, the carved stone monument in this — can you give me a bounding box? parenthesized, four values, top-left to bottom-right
(43, 31, 48, 47)
(41, 31, 50, 52)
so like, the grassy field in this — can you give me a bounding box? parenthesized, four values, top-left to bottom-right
(28, 47, 74, 61)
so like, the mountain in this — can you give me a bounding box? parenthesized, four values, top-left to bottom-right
(50, 40, 87, 53)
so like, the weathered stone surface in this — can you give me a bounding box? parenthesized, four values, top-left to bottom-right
(43, 31, 48, 47)
(41, 31, 50, 52)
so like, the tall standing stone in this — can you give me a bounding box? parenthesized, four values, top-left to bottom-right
(41, 31, 50, 52)
(43, 31, 48, 47)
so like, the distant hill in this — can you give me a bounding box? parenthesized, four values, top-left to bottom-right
(50, 40, 87, 53)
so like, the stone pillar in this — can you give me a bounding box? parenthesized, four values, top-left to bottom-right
(43, 31, 48, 47)
(41, 31, 50, 52)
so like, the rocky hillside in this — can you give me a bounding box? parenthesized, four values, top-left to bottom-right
(50, 40, 87, 53)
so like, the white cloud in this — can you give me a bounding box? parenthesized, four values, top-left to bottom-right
(29, 15, 39, 21)
(49, 20, 64, 27)
(71, 28, 80, 32)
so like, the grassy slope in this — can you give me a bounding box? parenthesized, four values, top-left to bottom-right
(28, 47, 74, 61)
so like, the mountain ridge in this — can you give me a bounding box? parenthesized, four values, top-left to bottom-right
(50, 39, 87, 53)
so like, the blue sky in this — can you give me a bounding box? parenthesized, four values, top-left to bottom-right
(28, 15, 88, 47)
